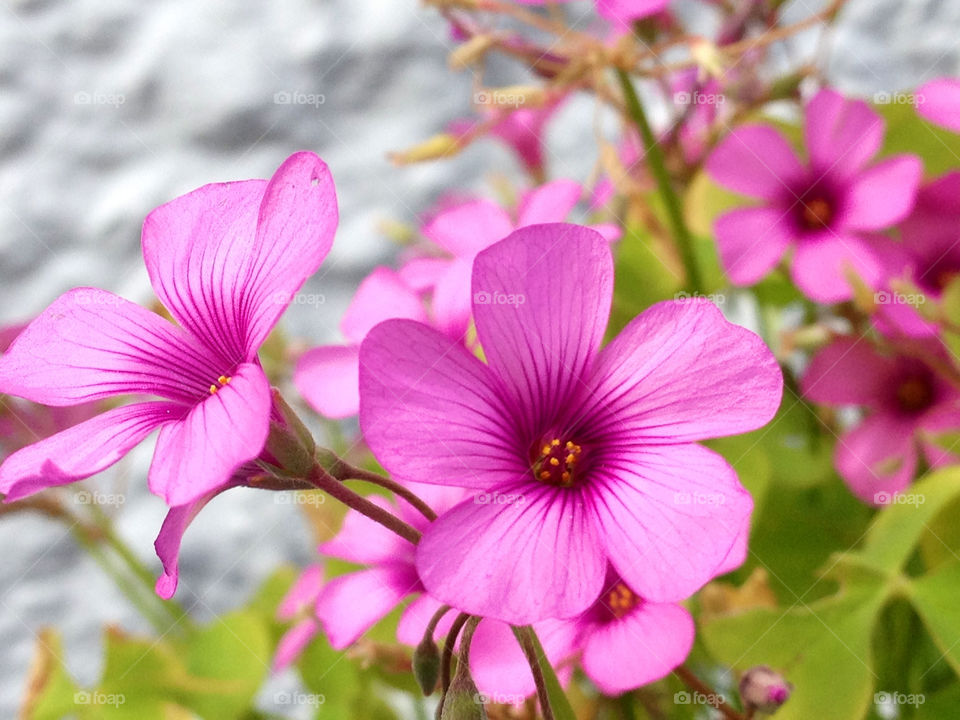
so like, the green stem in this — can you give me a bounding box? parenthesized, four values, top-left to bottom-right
(514, 626, 557, 720)
(618, 692, 638, 720)
(616, 68, 704, 293)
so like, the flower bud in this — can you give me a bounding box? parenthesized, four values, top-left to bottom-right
(413, 635, 441, 695)
(440, 662, 487, 720)
(739, 665, 792, 714)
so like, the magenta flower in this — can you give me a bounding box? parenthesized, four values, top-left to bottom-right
(273, 564, 326, 672)
(707, 89, 922, 302)
(0, 152, 338, 508)
(801, 338, 960, 503)
(875, 172, 960, 338)
(515, 0, 670, 24)
(295, 267, 427, 419)
(314, 482, 465, 650)
(415, 181, 621, 337)
(917, 78, 960, 133)
(450, 102, 561, 179)
(359, 224, 781, 624)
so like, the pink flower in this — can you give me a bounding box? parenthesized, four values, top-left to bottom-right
(707, 89, 923, 303)
(515, 0, 670, 24)
(917, 78, 960, 133)
(875, 172, 960, 338)
(801, 338, 960, 503)
(450, 102, 561, 178)
(294, 268, 427, 419)
(359, 223, 782, 624)
(0, 152, 338, 509)
(415, 181, 621, 338)
(273, 564, 326, 672)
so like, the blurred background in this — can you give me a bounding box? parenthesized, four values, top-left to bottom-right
(1, 0, 959, 715)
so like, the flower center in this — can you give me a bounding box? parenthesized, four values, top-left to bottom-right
(606, 583, 639, 619)
(532, 438, 582, 487)
(800, 196, 834, 230)
(209, 375, 232, 395)
(897, 376, 933, 413)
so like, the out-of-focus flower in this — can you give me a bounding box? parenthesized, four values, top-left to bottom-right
(515, 0, 670, 24)
(739, 665, 793, 714)
(413, 181, 621, 338)
(875, 172, 960, 337)
(707, 89, 922, 302)
(917, 77, 960, 133)
(801, 338, 960, 503)
(273, 564, 326, 672)
(295, 268, 427, 419)
(360, 224, 781, 624)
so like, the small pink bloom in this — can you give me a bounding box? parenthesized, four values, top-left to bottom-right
(273, 564, 326, 672)
(294, 268, 427, 419)
(707, 89, 923, 303)
(515, 0, 670, 23)
(418, 181, 622, 338)
(360, 224, 782, 624)
(801, 338, 960, 503)
(916, 78, 960, 133)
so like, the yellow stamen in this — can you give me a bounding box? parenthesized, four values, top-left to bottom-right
(209, 384, 218, 394)
(549, 457, 560, 466)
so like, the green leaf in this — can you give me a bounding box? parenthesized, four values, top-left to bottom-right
(184, 611, 272, 720)
(909, 560, 960, 676)
(610, 224, 683, 335)
(877, 101, 960, 175)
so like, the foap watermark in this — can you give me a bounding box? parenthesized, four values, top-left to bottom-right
(74, 691, 126, 707)
(274, 691, 326, 707)
(473, 290, 525, 307)
(674, 90, 726, 106)
(874, 491, 925, 507)
(674, 691, 726, 708)
(273, 91, 326, 108)
(873, 91, 925, 106)
(74, 290, 126, 307)
(875, 691, 925, 708)
(273, 290, 326, 308)
(76, 490, 126, 507)
(874, 290, 926, 306)
(674, 290, 726, 305)
(275, 492, 326, 507)
(674, 491, 727, 506)
(474, 691, 526, 705)
(74, 91, 125, 108)
(474, 90, 526, 108)
(474, 490, 525, 507)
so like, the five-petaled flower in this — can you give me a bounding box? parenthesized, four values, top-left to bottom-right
(0, 153, 338, 520)
(359, 223, 782, 624)
(707, 89, 922, 303)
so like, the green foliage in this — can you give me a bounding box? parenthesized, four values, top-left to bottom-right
(877, 101, 960, 176)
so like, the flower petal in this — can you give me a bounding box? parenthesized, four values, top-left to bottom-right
(581, 602, 693, 694)
(800, 337, 896, 408)
(706, 125, 803, 201)
(714, 207, 794, 285)
(589, 444, 753, 603)
(596, 0, 670, 22)
(319, 495, 413, 566)
(516, 179, 581, 227)
(148, 362, 271, 506)
(0, 288, 222, 406)
(422, 199, 513, 258)
(315, 565, 420, 649)
(416, 486, 606, 624)
(294, 345, 361, 419)
(835, 414, 917, 504)
(0, 402, 182, 502)
(360, 319, 523, 489)
(790, 234, 884, 303)
(278, 565, 326, 621)
(804, 90, 883, 178)
(842, 155, 923, 231)
(340, 267, 427, 345)
(396, 594, 455, 646)
(578, 300, 782, 445)
(142, 152, 338, 361)
(153, 479, 239, 599)
(431, 258, 475, 338)
(472, 224, 613, 437)
(273, 618, 320, 673)
(917, 78, 960, 133)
